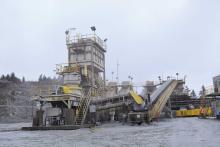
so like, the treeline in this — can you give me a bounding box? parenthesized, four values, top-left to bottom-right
(38, 74, 61, 82)
(0, 73, 62, 83)
(0, 72, 24, 83)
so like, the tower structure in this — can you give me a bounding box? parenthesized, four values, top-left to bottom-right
(32, 28, 107, 127)
(56, 28, 106, 97)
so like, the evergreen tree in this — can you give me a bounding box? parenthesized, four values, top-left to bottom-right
(38, 74, 43, 81)
(10, 72, 16, 81)
(22, 76, 25, 82)
(6, 74, 10, 81)
(199, 85, 206, 98)
(42, 75, 47, 81)
(10, 72, 21, 83)
(0, 75, 5, 80)
(190, 90, 197, 98)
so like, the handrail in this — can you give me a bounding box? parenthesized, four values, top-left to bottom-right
(56, 63, 80, 74)
(75, 87, 92, 125)
(66, 33, 106, 50)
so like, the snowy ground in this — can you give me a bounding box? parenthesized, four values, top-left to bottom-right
(0, 117, 220, 147)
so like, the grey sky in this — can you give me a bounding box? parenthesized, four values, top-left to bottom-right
(0, 0, 220, 93)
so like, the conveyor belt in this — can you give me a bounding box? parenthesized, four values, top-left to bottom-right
(91, 80, 182, 122)
(91, 94, 131, 111)
(148, 80, 180, 121)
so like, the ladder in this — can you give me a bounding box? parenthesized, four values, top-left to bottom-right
(75, 88, 91, 126)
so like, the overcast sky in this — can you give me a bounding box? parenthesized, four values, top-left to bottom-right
(1, 0, 220, 93)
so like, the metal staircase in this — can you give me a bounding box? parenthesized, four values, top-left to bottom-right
(148, 80, 179, 121)
(75, 88, 91, 126)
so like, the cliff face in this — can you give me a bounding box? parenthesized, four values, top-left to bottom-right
(0, 81, 11, 120)
(0, 81, 59, 123)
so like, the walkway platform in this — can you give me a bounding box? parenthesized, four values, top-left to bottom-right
(21, 124, 94, 131)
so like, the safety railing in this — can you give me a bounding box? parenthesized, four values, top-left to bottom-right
(56, 63, 80, 74)
(37, 85, 61, 96)
(66, 33, 106, 50)
(75, 88, 92, 125)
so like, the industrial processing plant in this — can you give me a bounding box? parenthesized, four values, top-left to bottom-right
(18, 27, 219, 131)
(1, 1, 220, 147)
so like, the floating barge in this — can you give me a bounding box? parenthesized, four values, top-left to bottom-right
(22, 125, 81, 131)
(23, 28, 198, 130)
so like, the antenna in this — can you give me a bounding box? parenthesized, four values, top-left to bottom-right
(65, 28, 76, 45)
(111, 71, 114, 81)
(116, 60, 119, 83)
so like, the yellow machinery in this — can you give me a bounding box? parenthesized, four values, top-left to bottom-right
(128, 91, 145, 125)
(175, 107, 212, 117)
(58, 85, 82, 95)
(130, 91, 144, 105)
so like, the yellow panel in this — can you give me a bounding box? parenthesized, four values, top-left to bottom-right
(193, 109, 200, 116)
(175, 108, 212, 117)
(207, 107, 212, 115)
(62, 85, 81, 94)
(130, 91, 144, 105)
(187, 110, 192, 116)
(175, 110, 182, 117)
(183, 110, 188, 116)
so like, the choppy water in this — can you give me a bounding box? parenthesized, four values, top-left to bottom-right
(0, 118, 220, 147)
